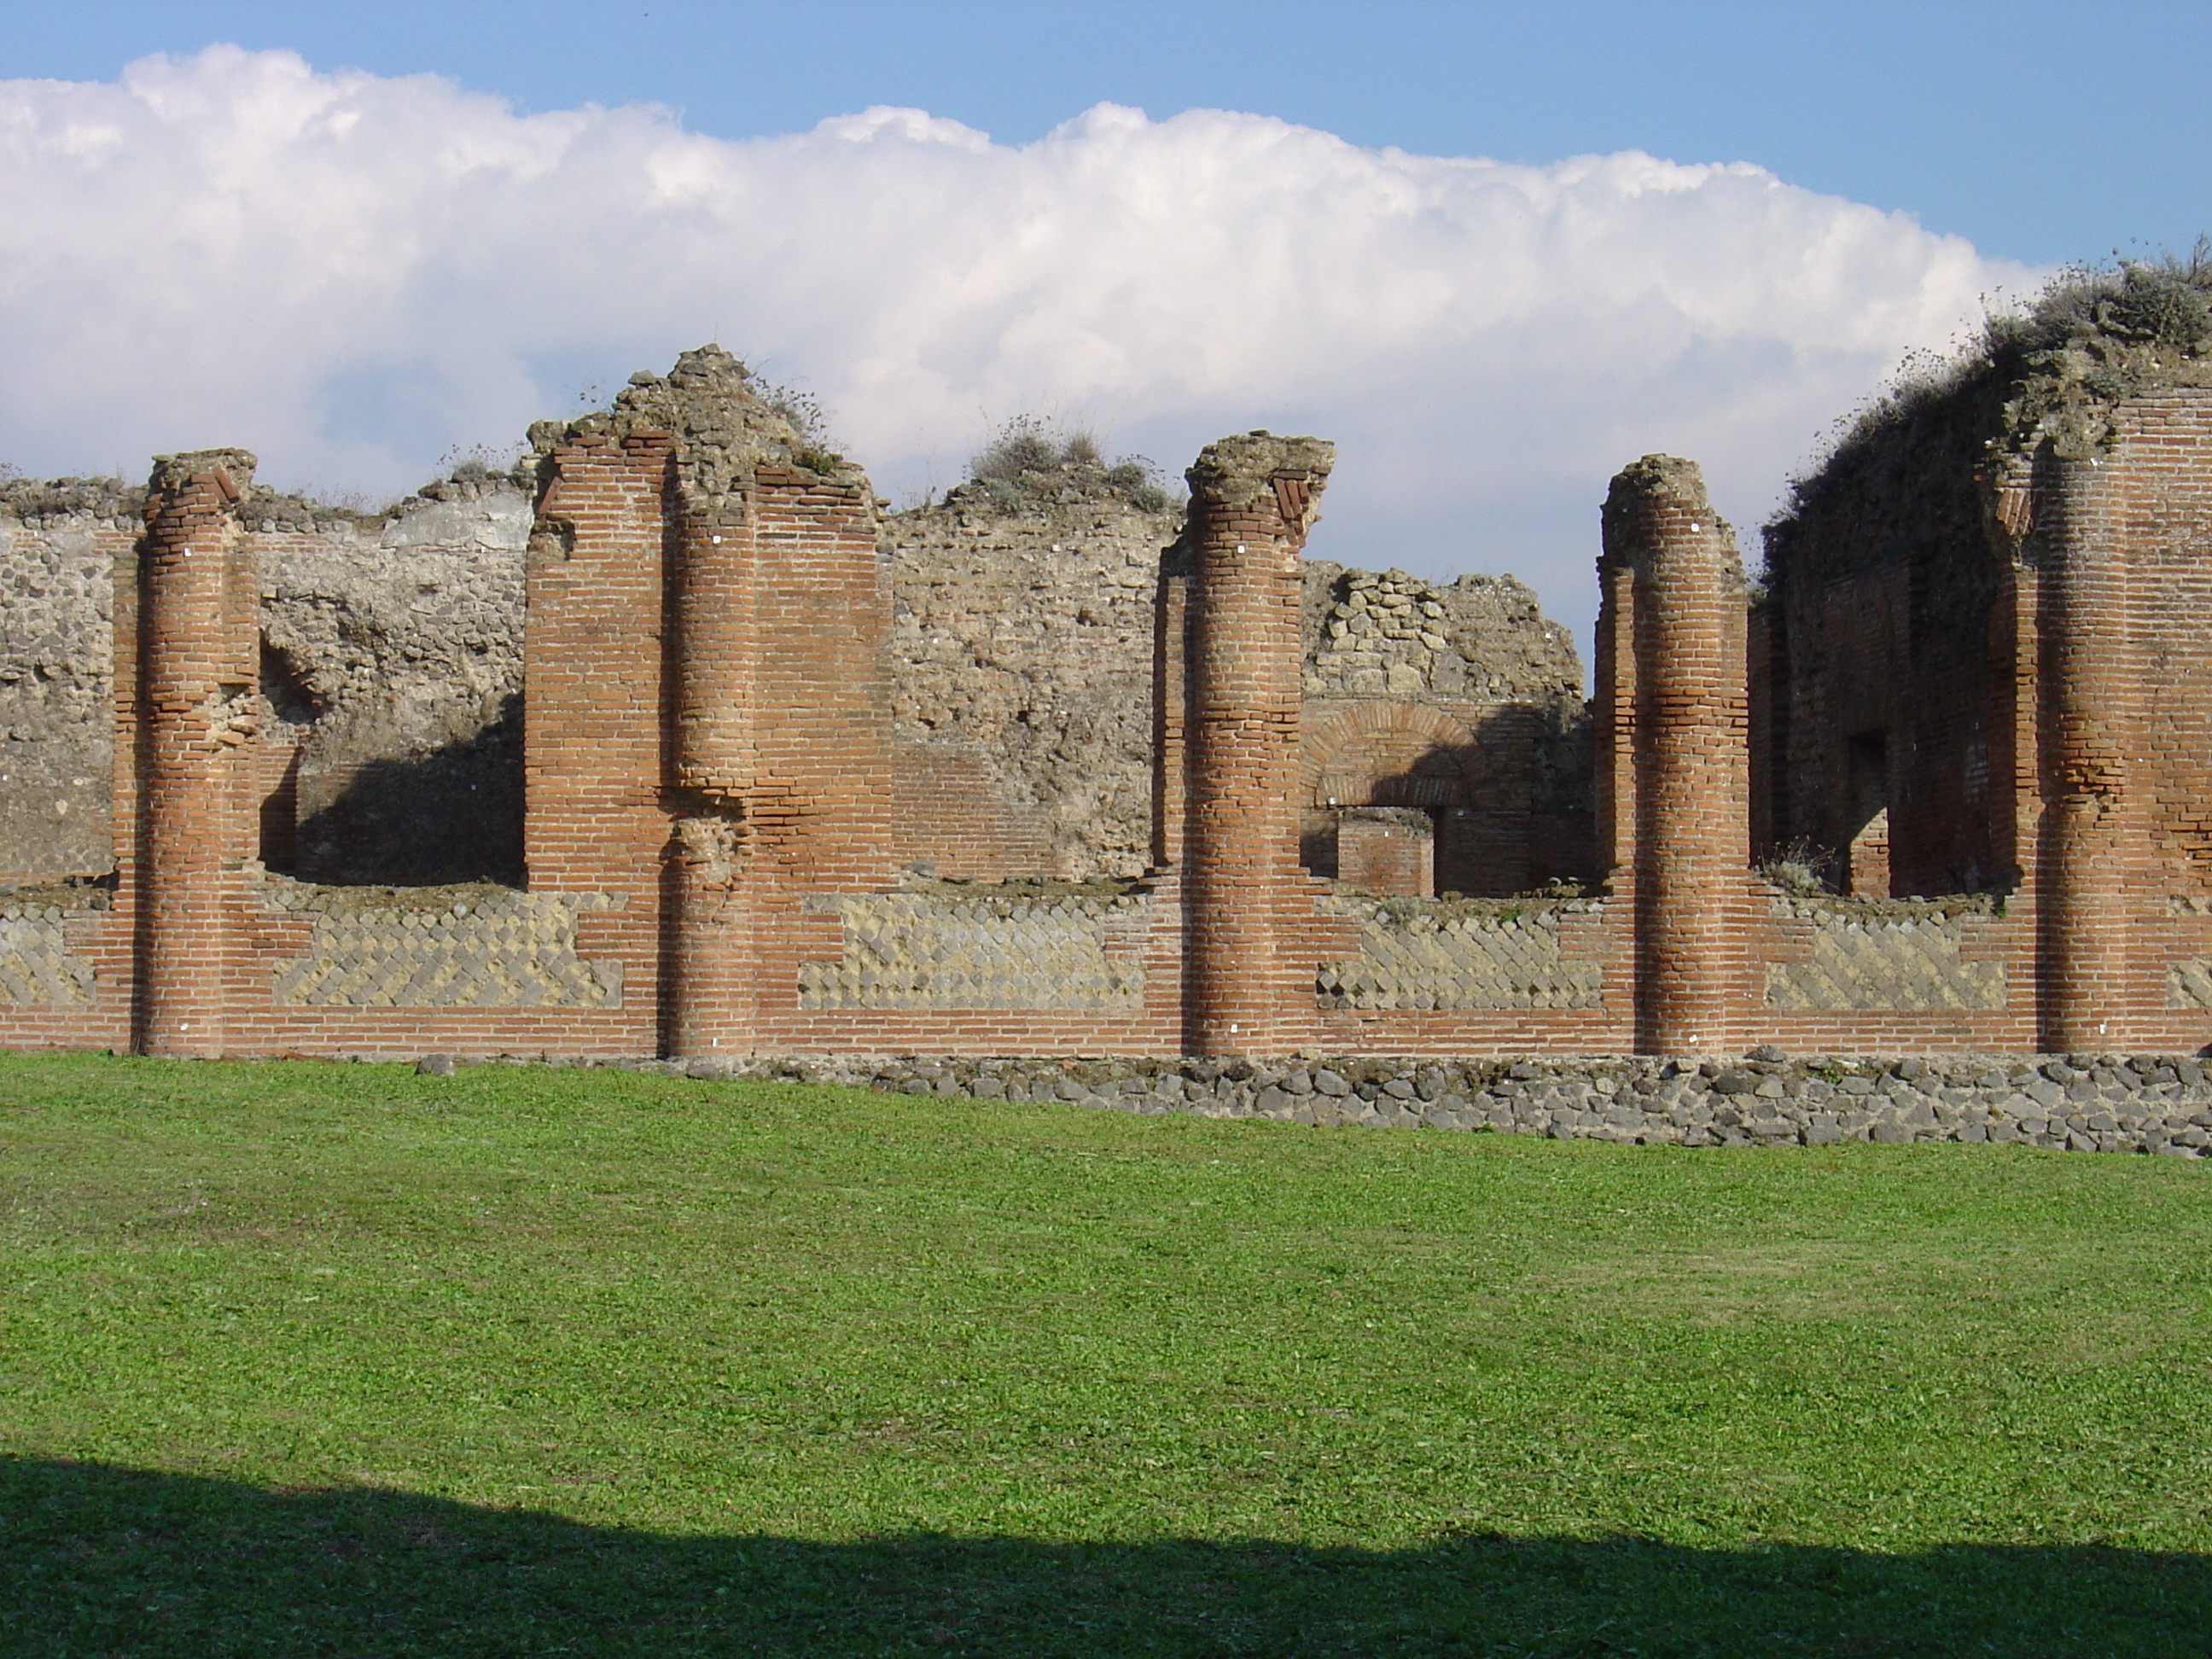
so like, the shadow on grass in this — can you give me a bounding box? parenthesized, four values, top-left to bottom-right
(3, 1455, 2205, 1657)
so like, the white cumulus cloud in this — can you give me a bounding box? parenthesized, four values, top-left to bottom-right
(0, 45, 2034, 649)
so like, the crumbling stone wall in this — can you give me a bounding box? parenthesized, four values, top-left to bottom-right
(0, 479, 139, 879)
(880, 490, 1592, 883)
(0, 469, 532, 888)
(1297, 562, 1592, 895)
(8, 410, 1593, 904)
(1300, 561, 1579, 704)
(881, 480, 1176, 878)
(256, 471, 530, 886)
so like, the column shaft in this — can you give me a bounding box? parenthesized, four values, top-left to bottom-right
(2038, 457, 2134, 1051)
(1601, 455, 1750, 1056)
(134, 449, 257, 1057)
(1183, 434, 1332, 1056)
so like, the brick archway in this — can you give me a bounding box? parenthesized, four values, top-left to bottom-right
(1299, 701, 1485, 896)
(1301, 701, 1478, 809)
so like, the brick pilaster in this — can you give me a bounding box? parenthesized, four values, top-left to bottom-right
(666, 490, 757, 1057)
(1592, 553, 1638, 880)
(133, 449, 258, 1057)
(522, 432, 674, 1057)
(668, 462, 897, 1056)
(1182, 434, 1332, 1056)
(1601, 456, 1752, 1055)
(2035, 455, 2142, 1051)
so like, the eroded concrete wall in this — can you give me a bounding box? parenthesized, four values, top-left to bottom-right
(879, 489, 1592, 883)
(0, 480, 138, 879)
(881, 480, 1175, 879)
(0, 470, 532, 888)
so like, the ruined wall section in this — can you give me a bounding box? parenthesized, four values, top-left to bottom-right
(880, 494, 1592, 886)
(0, 479, 140, 880)
(254, 474, 531, 886)
(1762, 261, 2212, 902)
(1298, 561, 1593, 893)
(1758, 372, 2013, 896)
(1299, 560, 1580, 706)
(880, 483, 1179, 880)
(0, 470, 533, 889)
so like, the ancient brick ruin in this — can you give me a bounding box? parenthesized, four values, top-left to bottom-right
(7, 308, 2212, 1066)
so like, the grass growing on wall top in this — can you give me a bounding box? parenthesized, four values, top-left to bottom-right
(2, 1053, 2209, 1656)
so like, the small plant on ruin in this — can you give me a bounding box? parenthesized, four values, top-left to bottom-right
(744, 372, 847, 468)
(967, 416, 1177, 513)
(2000, 236, 2212, 357)
(435, 440, 527, 483)
(1527, 877, 1593, 899)
(1758, 836, 1836, 896)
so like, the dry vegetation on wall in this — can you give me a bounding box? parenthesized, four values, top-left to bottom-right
(1753, 239, 2212, 903)
(964, 415, 1177, 514)
(1768, 238, 2212, 567)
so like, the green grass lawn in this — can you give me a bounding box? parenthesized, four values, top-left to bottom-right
(3, 1051, 2209, 1656)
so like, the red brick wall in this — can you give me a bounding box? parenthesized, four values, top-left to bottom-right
(718, 465, 902, 1054)
(886, 745, 1058, 881)
(1297, 697, 1536, 898)
(519, 434, 672, 1055)
(1336, 812, 1434, 898)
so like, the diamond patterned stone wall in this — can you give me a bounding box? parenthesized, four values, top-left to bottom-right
(1764, 908, 2004, 1012)
(0, 903, 95, 1004)
(268, 882, 619, 1008)
(2167, 960, 2212, 1010)
(1315, 896, 1603, 1010)
(799, 890, 1147, 1010)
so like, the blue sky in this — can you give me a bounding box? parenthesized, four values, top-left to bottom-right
(1, 2, 2202, 650)
(11, 1, 2205, 265)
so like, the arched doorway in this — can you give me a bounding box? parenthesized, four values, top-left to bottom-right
(1299, 702, 1482, 897)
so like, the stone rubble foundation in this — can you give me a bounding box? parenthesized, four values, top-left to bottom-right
(476, 1051, 2212, 1156)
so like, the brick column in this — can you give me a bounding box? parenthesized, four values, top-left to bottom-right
(1183, 434, 1332, 1056)
(133, 449, 258, 1057)
(2037, 455, 2137, 1051)
(1601, 456, 1750, 1056)
(672, 493, 753, 800)
(1592, 555, 1638, 879)
(523, 432, 675, 1057)
(667, 487, 756, 1057)
(1150, 550, 1195, 871)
